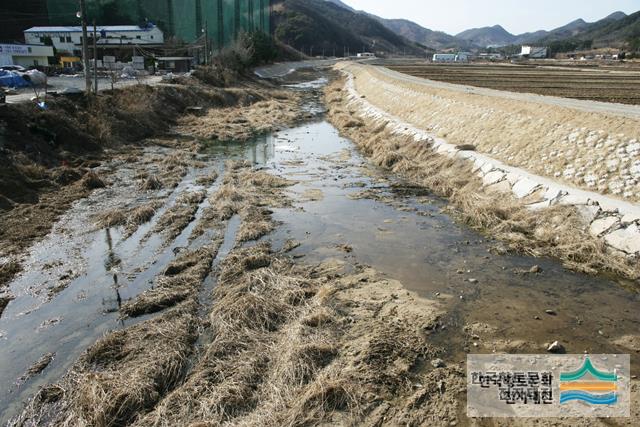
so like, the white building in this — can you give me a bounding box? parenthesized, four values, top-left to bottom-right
(0, 44, 54, 67)
(456, 52, 473, 62)
(521, 46, 548, 59)
(357, 52, 375, 58)
(24, 25, 164, 56)
(433, 53, 457, 63)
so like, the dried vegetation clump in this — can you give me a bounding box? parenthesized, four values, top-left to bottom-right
(177, 90, 303, 142)
(153, 190, 207, 240)
(80, 171, 106, 190)
(121, 246, 217, 318)
(11, 302, 199, 427)
(95, 201, 162, 235)
(325, 80, 640, 279)
(193, 160, 294, 242)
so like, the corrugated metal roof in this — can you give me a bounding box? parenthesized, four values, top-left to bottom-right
(25, 25, 159, 33)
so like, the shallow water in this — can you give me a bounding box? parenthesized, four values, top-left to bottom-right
(2, 85, 639, 424)
(209, 120, 640, 371)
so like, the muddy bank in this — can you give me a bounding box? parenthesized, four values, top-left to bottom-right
(325, 75, 640, 282)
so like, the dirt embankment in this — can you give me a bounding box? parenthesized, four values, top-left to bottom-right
(0, 75, 303, 290)
(324, 76, 640, 281)
(10, 160, 465, 427)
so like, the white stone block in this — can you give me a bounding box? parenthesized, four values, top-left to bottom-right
(604, 224, 640, 255)
(589, 216, 620, 237)
(483, 171, 506, 186)
(512, 178, 541, 199)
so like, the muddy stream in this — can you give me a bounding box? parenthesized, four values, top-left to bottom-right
(1, 76, 639, 424)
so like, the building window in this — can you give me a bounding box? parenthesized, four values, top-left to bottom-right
(28, 47, 32, 53)
(40, 37, 46, 43)
(150, 35, 154, 39)
(59, 37, 65, 42)
(33, 60, 39, 66)
(66, 36, 72, 42)
(136, 35, 141, 39)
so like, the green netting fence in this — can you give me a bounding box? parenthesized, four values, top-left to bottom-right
(46, 0, 271, 46)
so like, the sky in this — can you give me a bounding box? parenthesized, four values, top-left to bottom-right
(340, 0, 640, 35)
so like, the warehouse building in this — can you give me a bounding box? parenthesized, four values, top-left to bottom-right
(0, 43, 54, 67)
(44, 0, 272, 46)
(521, 46, 549, 59)
(24, 24, 164, 56)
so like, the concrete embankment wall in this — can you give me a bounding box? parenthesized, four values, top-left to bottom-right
(338, 63, 640, 257)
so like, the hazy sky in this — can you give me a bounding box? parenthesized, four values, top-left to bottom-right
(341, 0, 640, 35)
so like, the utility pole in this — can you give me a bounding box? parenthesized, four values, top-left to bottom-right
(93, 20, 98, 95)
(79, 0, 92, 95)
(203, 21, 209, 65)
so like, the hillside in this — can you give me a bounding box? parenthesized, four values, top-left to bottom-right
(372, 18, 468, 50)
(272, 0, 425, 56)
(326, 0, 637, 52)
(536, 10, 640, 49)
(456, 25, 516, 47)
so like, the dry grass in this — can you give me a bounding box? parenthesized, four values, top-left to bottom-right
(0, 260, 22, 288)
(95, 202, 161, 234)
(192, 161, 293, 243)
(16, 163, 49, 180)
(80, 171, 106, 190)
(141, 175, 163, 191)
(195, 171, 219, 186)
(96, 210, 127, 228)
(12, 302, 199, 427)
(326, 78, 640, 279)
(129, 202, 161, 226)
(177, 93, 303, 142)
(153, 190, 207, 240)
(13, 243, 464, 427)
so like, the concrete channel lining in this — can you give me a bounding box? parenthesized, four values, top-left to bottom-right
(340, 67, 640, 257)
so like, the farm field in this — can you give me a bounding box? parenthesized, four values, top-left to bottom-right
(384, 62, 640, 105)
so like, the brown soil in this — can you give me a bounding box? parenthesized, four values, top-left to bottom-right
(324, 78, 640, 280)
(387, 62, 640, 105)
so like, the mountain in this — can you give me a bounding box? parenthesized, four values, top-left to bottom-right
(272, 0, 425, 56)
(370, 18, 468, 50)
(534, 10, 637, 48)
(456, 25, 516, 47)
(604, 11, 628, 21)
(324, 0, 355, 13)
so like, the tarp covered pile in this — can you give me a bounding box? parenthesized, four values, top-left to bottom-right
(0, 70, 29, 88)
(0, 69, 47, 88)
